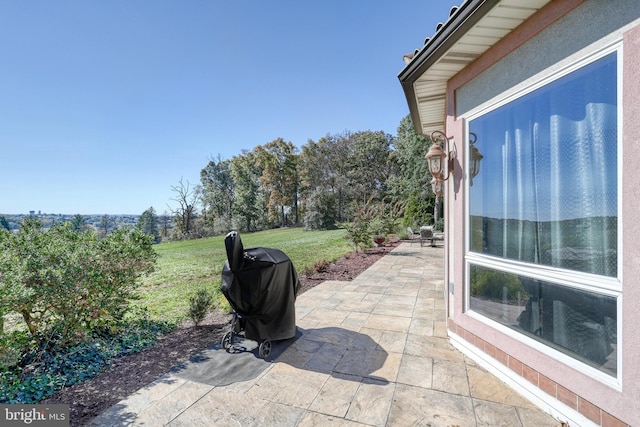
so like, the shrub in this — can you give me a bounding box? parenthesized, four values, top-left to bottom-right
(0, 218, 157, 346)
(340, 200, 405, 251)
(313, 259, 330, 273)
(368, 218, 385, 238)
(470, 268, 525, 301)
(339, 207, 372, 253)
(188, 289, 214, 327)
(377, 201, 405, 236)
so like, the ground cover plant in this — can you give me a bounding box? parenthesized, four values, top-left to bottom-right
(1, 314, 173, 404)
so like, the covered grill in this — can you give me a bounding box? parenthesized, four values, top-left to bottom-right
(220, 231, 300, 358)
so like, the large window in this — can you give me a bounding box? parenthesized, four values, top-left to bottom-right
(467, 51, 619, 378)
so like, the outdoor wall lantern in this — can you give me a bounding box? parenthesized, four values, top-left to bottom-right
(426, 130, 456, 225)
(469, 132, 483, 186)
(426, 130, 456, 183)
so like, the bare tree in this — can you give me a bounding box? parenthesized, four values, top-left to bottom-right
(169, 178, 198, 239)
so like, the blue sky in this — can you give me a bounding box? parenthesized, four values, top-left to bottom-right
(0, 1, 458, 215)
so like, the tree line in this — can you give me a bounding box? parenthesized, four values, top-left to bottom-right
(165, 115, 441, 240)
(0, 116, 440, 242)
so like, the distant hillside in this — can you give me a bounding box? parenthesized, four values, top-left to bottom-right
(0, 213, 140, 231)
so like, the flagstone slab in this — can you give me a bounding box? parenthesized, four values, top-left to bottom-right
(345, 378, 395, 426)
(432, 358, 470, 396)
(362, 314, 412, 332)
(467, 364, 539, 409)
(388, 384, 476, 427)
(396, 354, 433, 389)
(308, 373, 362, 418)
(404, 334, 465, 362)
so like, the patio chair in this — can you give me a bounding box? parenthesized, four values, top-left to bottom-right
(432, 232, 445, 247)
(419, 226, 433, 247)
(416, 226, 445, 247)
(407, 227, 421, 244)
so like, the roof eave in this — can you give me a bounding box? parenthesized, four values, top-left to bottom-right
(398, 0, 501, 135)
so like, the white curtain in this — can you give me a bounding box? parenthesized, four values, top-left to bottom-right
(473, 52, 618, 277)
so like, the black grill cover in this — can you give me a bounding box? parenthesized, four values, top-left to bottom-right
(221, 231, 300, 342)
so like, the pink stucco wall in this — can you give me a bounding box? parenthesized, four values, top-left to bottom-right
(442, 1, 640, 425)
(620, 20, 640, 423)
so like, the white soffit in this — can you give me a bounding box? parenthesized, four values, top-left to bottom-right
(414, 0, 552, 134)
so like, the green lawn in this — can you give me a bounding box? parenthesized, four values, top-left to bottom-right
(136, 228, 352, 323)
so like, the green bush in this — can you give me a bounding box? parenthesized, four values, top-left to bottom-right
(470, 268, 525, 301)
(376, 201, 404, 236)
(188, 289, 214, 327)
(0, 218, 157, 346)
(339, 208, 372, 253)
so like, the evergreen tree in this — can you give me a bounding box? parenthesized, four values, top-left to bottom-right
(391, 115, 436, 226)
(69, 214, 89, 232)
(0, 216, 9, 231)
(137, 207, 160, 243)
(98, 214, 116, 238)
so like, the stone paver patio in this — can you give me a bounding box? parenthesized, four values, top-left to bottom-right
(90, 243, 560, 426)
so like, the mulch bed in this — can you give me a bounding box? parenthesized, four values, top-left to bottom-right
(43, 242, 398, 426)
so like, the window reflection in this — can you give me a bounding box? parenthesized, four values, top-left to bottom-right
(467, 53, 619, 377)
(469, 53, 617, 277)
(470, 264, 617, 376)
